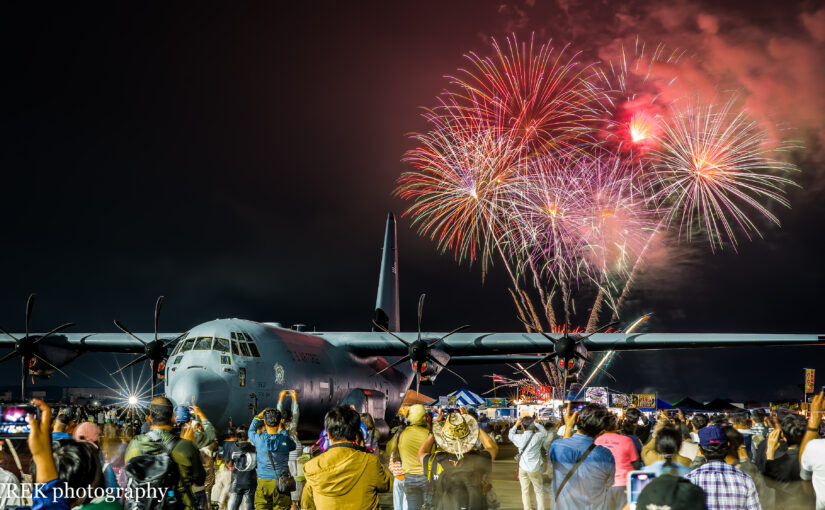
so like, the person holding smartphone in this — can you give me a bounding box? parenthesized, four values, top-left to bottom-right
(509, 414, 547, 510)
(549, 403, 615, 510)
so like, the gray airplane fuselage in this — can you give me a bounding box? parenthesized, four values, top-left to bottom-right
(163, 318, 412, 436)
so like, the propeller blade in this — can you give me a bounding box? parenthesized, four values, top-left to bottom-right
(429, 325, 471, 347)
(416, 293, 425, 342)
(517, 318, 558, 345)
(21, 355, 31, 400)
(538, 331, 558, 345)
(427, 356, 468, 385)
(416, 372, 420, 397)
(32, 353, 68, 377)
(0, 349, 21, 364)
(163, 331, 187, 348)
(577, 321, 620, 342)
(523, 351, 558, 372)
(153, 296, 165, 343)
(113, 320, 147, 346)
(33, 322, 75, 345)
(372, 355, 411, 377)
(0, 326, 19, 341)
(151, 360, 157, 399)
(25, 294, 35, 339)
(371, 321, 410, 346)
(109, 354, 149, 376)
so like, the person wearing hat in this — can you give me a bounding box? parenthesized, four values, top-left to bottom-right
(390, 404, 431, 510)
(635, 470, 709, 510)
(73, 421, 120, 490)
(176, 402, 218, 509)
(685, 426, 760, 510)
(415, 409, 499, 510)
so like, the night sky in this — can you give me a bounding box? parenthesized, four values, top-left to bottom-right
(1, 1, 823, 404)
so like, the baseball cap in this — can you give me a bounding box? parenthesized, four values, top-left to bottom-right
(407, 405, 426, 426)
(636, 474, 707, 510)
(73, 422, 101, 445)
(698, 425, 728, 448)
(174, 405, 191, 423)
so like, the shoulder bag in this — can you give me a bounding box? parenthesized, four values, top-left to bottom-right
(267, 434, 296, 494)
(554, 442, 597, 502)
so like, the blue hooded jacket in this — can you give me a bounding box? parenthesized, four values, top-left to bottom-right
(249, 417, 297, 479)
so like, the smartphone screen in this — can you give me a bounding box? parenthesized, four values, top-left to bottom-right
(0, 404, 39, 437)
(627, 471, 656, 509)
(568, 401, 587, 413)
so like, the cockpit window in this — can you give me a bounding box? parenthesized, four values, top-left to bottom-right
(213, 337, 229, 353)
(229, 332, 262, 358)
(230, 339, 240, 355)
(248, 343, 261, 357)
(194, 336, 213, 350)
(181, 338, 196, 352)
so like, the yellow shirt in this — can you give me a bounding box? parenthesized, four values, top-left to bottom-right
(398, 425, 430, 475)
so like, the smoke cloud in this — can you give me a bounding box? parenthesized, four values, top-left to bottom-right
(494, 0, 825, 188)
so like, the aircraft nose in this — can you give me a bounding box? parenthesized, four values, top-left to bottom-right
(168, 369, 229, 423)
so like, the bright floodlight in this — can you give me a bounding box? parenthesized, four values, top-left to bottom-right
(128, 396, 139, 406)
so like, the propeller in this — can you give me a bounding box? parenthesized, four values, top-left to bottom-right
(0, 294, 75, 399)
(521, 318, 619, 373)
(111, 296, 184, 398)
(372, 293, 470, 395)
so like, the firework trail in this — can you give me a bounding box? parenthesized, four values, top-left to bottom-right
(650, 96, 798, 251)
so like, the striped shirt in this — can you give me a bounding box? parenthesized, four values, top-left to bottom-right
(685, 460, 761, 510)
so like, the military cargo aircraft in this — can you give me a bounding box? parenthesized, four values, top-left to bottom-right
(1, 213, 823, 435)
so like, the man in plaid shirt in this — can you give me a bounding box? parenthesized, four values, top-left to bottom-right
(686, 425, 761, 510)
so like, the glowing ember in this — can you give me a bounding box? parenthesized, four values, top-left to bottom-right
(629, 114, 654, 142)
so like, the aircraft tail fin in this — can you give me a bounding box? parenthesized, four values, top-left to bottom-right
(374, 212, 400, 332)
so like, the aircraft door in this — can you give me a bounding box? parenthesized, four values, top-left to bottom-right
(341, 389, 387, 419)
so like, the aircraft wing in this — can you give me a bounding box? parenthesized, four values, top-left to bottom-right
(0, 333, 183, 353)
(320, 331, 825, 356)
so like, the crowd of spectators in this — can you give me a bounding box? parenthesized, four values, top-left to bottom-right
(1, 390, 824, 510)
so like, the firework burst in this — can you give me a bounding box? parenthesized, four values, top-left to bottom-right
(398, 34, 802, 390)
(448, 34, 607, 155)
(598, 39, 683, 152)
(505, 152, 656, 284)
(398, 104, 525, 270)
(650, 96, 798, 250)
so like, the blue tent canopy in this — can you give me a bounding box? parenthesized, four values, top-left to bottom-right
(446, 388, 485, 406)
(656, 399, 673, 409)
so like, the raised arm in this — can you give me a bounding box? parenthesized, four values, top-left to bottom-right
(417, 434, 436, 466)
(478, 428, 499, 460)
(800, 391, 824, 466)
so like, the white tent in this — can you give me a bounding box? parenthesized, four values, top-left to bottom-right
(446, 388, 485, 406)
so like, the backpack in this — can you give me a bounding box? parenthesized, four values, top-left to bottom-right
(230, 443, 257, 472)
(125, 432, 184, 510)
(424, 451, 488, 510)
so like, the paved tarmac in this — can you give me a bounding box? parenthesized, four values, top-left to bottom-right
(379, 443, 549, 510)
